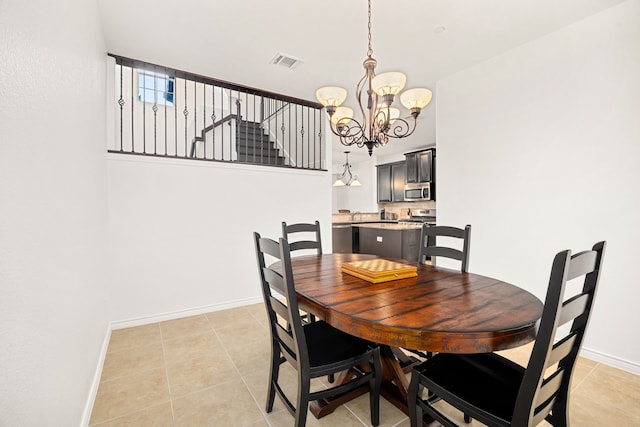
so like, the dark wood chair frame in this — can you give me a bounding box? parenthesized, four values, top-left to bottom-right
(402, 224, 472, 362)
(282, 220, 323, 323)
(282, 221, 323, 255)
(418, 224, 471, 273)
(254, 232, 382, 427)
(408, 241, 606, 427)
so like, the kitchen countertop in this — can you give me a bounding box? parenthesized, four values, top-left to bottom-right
(353, 222, 423, 230)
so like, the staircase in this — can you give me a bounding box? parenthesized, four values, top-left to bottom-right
(236, 120, 286, 165)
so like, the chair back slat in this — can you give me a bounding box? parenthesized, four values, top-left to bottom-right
(419, 224, 471, 272)
(534, 368, 564, 410)
(282, 221, 322, 255)
(264, 269, 286, 295)
(545, 333, 576, 369)
(513, 241, 606, 425)
(254, 232, 310, 370)
(275, 323, 296, 358)
(532, 396, 557, 426)
(423, 225, 467, 239)
(423, 246, 464, 261)
(558, 293, 589, 326)
(566, 250, 597, 281)
(269, 295, 290, 322)
(289, 240, 321, 252)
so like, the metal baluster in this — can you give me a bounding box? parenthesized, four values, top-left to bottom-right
(211, 85, 216, 160)
(183, 79, 188, 157)
(318, 110, 323, 170)
(288, 102, 291, 167)
(174, 75, 178, 157)
(221, 87, 225, 161)
(118, 63, 124, 152)
(153, 71, 158, 155)
(274, 97, 278, 166)
(301, 109, 305, 169)
(254, 95, 258, 165)
(203, 82, 206, 159)
(164, 67, 175, 156)
(142, 67, 146, 153)
(193, 80, 197, 159)
(131, 66, 134, 153)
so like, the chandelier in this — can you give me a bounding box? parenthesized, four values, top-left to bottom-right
(316, 0, 432, 156)
(334, 151, 361, 187)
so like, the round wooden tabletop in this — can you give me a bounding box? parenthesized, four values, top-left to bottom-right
(290, 253, 543, 353)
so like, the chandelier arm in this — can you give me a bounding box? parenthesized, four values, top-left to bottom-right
(355, 72, 371, 137)
(386, 116, 418, 139)
(316, 0, 429, 156)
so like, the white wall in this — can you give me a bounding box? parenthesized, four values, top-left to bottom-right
(0, 0, 109, 424)
(436, 0, 640, 372)
(107, 156, 332, 323)
(332, 156, 378, 213)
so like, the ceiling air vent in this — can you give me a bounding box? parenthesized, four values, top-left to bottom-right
(270, 53, 303, 70)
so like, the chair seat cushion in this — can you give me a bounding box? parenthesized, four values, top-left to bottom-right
(303, 321, 373, 368)
(418, 352, 526, 422)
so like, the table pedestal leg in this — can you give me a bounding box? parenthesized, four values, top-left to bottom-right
(309, 345, 434, 426)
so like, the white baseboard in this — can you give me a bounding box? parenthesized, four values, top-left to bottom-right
(81, 325, 112, 427)
(580, 347, 640, 376)
(81, 297, 263, 425)
(110, 296, 264, 330)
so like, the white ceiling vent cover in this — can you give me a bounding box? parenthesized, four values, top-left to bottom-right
(270, 53, 303, 70)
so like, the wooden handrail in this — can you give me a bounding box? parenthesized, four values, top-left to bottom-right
(189, 113, 239, 158)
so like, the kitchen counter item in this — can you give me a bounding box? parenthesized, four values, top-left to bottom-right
(354, 223, 422, 230)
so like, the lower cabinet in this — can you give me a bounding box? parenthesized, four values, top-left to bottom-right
(332, 224, 353, 253)
(358, 227, 421, 263)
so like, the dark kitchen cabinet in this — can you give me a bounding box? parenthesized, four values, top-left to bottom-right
(376, 164, 392, 202)
(377, 161, 405, 202)
(405, 148, 435, 184)
(358, 227, 421, 262)
(391, 162, 405, 202)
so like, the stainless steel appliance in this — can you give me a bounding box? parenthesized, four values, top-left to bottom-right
(404, 183, 433, 201)
(399, 208, 436, 226)
(332, 223, 353, 253)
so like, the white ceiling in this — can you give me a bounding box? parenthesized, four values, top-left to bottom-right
(98, 0, 625, 163)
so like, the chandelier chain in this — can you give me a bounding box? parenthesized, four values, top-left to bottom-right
(367, 0, 373, 58)
(316, 0, 431, 156)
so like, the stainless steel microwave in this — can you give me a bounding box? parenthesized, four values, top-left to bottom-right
(404, 183, 432, 201)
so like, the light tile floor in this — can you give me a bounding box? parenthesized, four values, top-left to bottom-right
(90, 304, 640, 426)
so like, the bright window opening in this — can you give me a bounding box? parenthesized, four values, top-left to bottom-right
(138, 70, 175, 107)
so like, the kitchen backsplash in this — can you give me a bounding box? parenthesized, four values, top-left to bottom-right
(333, 200, 436, 222)
(379, 200, 436, 220)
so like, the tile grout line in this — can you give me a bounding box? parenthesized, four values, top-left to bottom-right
(205, 310, 271, 426)
(571, 361, 599, 392)
(158, 321, 177, 427)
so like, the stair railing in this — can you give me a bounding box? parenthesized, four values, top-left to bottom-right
(190, 99, 241, 158)
(109, 54, 326, 171)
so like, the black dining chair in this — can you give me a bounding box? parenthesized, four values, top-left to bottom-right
(282, 221, 322, 323)
(408, 241, 606, 427)
(400, 224, 472, 362)
(254, 232, 382, 427)
(418, 224, 471, 272)
(282, 221, 323, 255)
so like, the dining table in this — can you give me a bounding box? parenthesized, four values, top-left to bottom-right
(285, 253, 544, 422)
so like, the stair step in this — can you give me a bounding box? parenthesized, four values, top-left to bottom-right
(236, 138, 276, 150)
(238, 153, 286, 165)
(236, 132, 272, 144)
(237, 149, 280, 158)
(237, 121, 264, 132)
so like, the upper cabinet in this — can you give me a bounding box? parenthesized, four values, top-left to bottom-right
(377, 161, 405, 202)
(405, 148, 435, 184)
